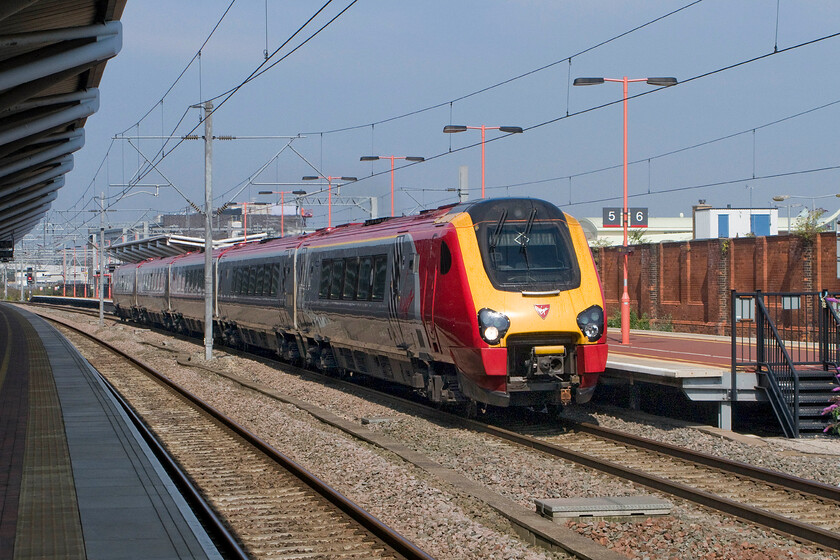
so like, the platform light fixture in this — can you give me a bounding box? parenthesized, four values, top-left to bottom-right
(772, 193, 840, 212)
(360, 155, 425, 217)
(302, 176, 357, 227)
(442, 124, 523, 199)
(573, 75, 677, 345)
(257, 189, 308, 237)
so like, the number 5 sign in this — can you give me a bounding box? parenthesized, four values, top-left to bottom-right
(602, 207, 622, 228)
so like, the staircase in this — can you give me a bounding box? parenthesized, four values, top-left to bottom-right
(794, 367, 838, 433)
(733, 291, 840, 438)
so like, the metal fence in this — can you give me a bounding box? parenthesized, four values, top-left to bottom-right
(731, 291, 823, 367)
(731, 290, 840, 437)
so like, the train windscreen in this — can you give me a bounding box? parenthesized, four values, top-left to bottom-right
(470, 199, 581, 292)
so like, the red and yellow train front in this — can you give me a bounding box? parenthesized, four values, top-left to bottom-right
(433, 198, 608, 408)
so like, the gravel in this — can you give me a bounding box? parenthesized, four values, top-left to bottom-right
(53, 311, 840, 560)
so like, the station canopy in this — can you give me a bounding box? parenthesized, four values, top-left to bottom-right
(107, 233, 269, 264)
(0, 1, 126, 253)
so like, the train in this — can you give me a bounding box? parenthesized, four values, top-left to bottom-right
(112, 197, 608, 412)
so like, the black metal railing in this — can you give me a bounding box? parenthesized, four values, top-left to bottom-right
(732, 291, 822, 368)
(755, 295, 800, 437)
(731, 290, 840, 438)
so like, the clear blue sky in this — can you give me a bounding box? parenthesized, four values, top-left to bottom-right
(61, 0, 840, 234)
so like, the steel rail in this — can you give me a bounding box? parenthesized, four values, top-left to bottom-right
(460, 420, 840, 551)
(234, 350, 840, 551)
(96, 366, 250, 560)
(570, 420, 840, 502)
(45, 314, 435, 560)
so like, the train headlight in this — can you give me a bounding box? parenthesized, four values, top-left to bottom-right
(478, 308, 510, 345)
(576, 305, 604, 342)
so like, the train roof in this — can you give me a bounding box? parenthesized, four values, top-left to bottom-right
(117, 198, 569, 268)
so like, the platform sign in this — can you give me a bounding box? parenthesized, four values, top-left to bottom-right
(0, 239, 12, 262)
(603, 207, 648, 228)
(602, 207, 622, 228)
(629, 207, 648, 228)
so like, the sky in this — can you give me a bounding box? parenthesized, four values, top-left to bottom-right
(55, 0, 840, 236)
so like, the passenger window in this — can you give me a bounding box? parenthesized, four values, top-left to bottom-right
(357, 257, 372, 300)
(330, 259, 345, 299)
(270, 263, 280, 297)
(372, 255, 387, 301)
(342, 258, 359, 300)
(440, 241, 452, 275)
(319, 260, 332, 299)
(247, 266, 257, 296)
(255, 264, 266, 296)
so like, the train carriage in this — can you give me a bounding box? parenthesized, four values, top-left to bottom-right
(112, 197, 608, 410)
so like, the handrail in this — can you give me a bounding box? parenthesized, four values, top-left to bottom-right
(755, 294, 800, 438)
(820, 293, 840, 370)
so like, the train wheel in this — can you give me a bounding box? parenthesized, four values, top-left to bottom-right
(543, 403, 563, 420)
(461, 400, 486, 420)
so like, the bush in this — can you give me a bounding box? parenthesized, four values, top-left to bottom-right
(823, 391, 840, 435)
(607, 308, 650, 330)
(792, 208, 827, 245)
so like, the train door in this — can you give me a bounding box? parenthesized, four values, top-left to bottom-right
(293, 247, 308, 330)
(387, 235, 419, 351)
(421, 235, 441, 354)
(280, 249, 293, 323)
(165, 262, 172, 311)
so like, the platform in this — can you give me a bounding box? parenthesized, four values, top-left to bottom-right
(604, 329, 758, 431)
(0, 303, 220, 559)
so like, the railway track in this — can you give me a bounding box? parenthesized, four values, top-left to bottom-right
(30, 303, 840, 553)
(486, 417, 840, 551)
(47, 315, 434, 560)
(206, 349, 840, 552)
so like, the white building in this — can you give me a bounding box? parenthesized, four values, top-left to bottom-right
(693, 207, 778, 239)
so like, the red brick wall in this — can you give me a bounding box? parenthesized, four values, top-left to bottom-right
(595, 232, 840, 334)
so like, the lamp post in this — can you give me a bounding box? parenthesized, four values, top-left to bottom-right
(772, 193, 840, 212)
(574, 75, 677, 345)
(360, 155, 424, 217)
(257, 190, 307, 236)
(302, 176, 357, 228)
(443, 125, 523, 199)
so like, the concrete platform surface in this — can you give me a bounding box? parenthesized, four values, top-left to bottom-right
(0, 303, 221, 559)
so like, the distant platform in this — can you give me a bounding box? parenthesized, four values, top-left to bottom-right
(30, 294, 114, 312)
(604, 329, 758, 431)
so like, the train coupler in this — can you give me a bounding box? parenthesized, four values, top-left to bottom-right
(559, 387, 572, 406)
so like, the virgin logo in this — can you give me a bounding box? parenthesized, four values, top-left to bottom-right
(534, 304, 550, 319)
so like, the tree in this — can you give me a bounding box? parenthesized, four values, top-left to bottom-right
(791, 208, 827, 244)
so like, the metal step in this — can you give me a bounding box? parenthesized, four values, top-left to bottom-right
(800, 381, 838, 391)
(798, 420, 831, 432)
(798, 393, 839, 404)
(800, 405, 833, 416)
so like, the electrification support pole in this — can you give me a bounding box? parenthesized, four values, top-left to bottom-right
(98, 192, 105, 326)
(203, 101, 214, 361)
(19, 259, 24, 302)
